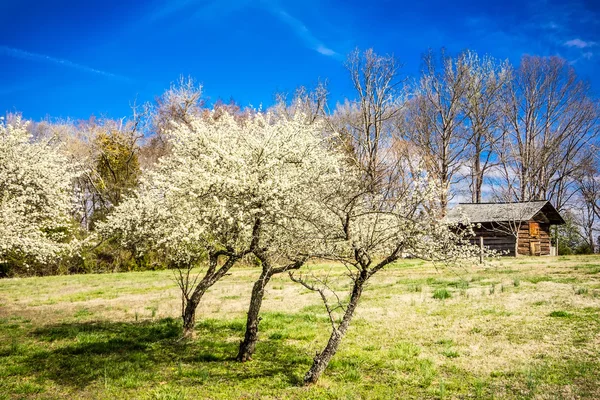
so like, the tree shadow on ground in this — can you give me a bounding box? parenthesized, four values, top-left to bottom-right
(23, 317, 309, 389)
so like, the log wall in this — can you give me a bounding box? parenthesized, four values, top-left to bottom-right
(469, 222, 552, 256)
(517, 222, 551, 256)
(470, 224, 516, 256)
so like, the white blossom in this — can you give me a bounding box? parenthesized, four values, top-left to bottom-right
(0, 118, 79, 267)
(98, 111, 342, 265)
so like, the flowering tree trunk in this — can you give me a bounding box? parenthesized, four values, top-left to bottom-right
(237, 266, 272, 361)
(237, 255, 304, 361)
(181, 285, 208, 339)
(303, 272, 365, 384)
(178, 250, 242, 339)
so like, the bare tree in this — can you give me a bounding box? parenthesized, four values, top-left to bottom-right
(576, 155, 600, 252)
(332, 49, 404, 187)
(403, 49, 471, 214)
(272, 82, 329, 124)
(140, 76, 205, 167)
(499, 56, 599, 209)
(460, 51, 510, 203)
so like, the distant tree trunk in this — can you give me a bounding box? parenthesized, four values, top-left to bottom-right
(440, 180, 449, 216)
(472, 136, 483, 203)
(304, 274, 365, 385)
(514, 236, 519, 258)
(440, 143, 450, 216)
(588, 230, 596, 254)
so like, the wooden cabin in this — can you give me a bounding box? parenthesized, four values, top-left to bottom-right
(446, 201, 565, 256)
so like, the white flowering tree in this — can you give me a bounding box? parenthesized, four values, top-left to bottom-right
(0, 118, 78, 276)
(99, 112, 253, 338)
(232, 112, 341, 362)
(99, 111, 342, 343)
(289, 163, 481, 384)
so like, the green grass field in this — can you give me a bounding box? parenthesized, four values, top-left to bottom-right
(1, 255, 599, 399)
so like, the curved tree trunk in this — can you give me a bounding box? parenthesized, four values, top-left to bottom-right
(304, 275, 365, 385)
(177, 251, 242, 340)
(237, 256, 304, 362)
(182, 289, 206, 339)
(237, 266, 273, 361)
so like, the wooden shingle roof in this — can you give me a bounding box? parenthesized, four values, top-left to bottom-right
(446, 201, 565, 225)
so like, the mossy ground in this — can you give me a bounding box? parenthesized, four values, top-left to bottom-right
(1, 255, 599, 399)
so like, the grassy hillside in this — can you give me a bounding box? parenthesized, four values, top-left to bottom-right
(1, 256, 599, 399)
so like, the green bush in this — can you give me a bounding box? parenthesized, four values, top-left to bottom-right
(549, 310, 572, 318)
(433, 288, 451, 300)
(575, 287, 588, 295)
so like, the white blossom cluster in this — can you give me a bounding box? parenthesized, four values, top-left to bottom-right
(0, 119, 79, 266)
(97, 111, 343, 264)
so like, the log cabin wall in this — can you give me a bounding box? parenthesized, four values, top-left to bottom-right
(469, 222, 552, 256)
(447, 201, 564, 257)
(470, 223, 517, 256)
(517, 222, 551, 256)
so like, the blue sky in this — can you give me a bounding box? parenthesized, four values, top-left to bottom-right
(1, 0, 599, 121)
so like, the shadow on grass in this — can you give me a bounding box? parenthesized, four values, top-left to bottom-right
(21, 317, 309, 389)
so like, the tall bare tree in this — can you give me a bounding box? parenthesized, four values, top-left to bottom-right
(576, 154, 600, 252)
(273, 82, 329, 124)
(499, 56, 599, 209)
(460, 51, 510, 203)
(140, 76, 204, 167)
(403, 50, 471, 213)
(332, 49, 404, 187)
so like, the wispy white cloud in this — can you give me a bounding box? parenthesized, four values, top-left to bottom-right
(316, 45, 336, 56)
(270, 7, 339, 58)
(564, 38, 597, 49)
(144, 0, 340, 59)
(460, 0, 600, 69)
(0, 45, 131, 81)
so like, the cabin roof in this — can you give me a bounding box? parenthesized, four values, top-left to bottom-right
(446, 201, 565, 225)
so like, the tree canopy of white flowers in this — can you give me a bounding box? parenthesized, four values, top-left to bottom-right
(98, 110, 343, 339)
(0, 119, 79, 276)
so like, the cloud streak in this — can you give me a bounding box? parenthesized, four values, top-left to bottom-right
(145, 0, 199, 24)
(0, 45, 131, 81)
(564, 38, 597, 49)
(144, 0, 340, 59)
(270, 7, 340, 58)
